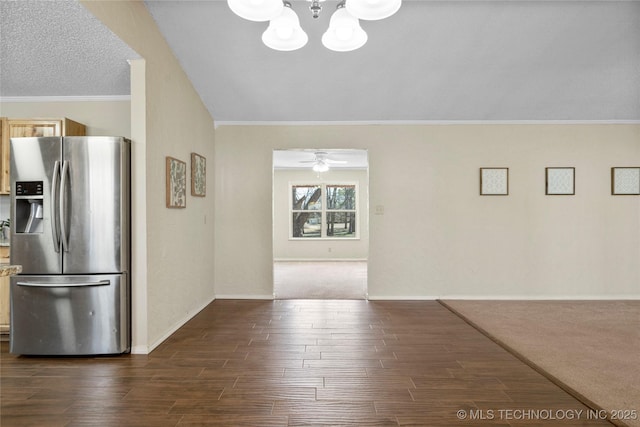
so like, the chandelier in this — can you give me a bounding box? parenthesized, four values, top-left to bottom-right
(227, 0, 401, 52)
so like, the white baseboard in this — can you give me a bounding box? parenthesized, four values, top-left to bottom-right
(367, 295, 640, 301)
(130, 345, 148, 355)
(135, 296, 216, 355)
(438, 295, 640, 300)
(273, 258, 367, 262)
(367, 295, 439, 301)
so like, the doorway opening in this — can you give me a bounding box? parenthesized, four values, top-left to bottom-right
(272, 149, 369, 299)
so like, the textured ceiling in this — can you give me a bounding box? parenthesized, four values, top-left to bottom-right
(1, 1, 639, 124)
(0, 0, 138, 97)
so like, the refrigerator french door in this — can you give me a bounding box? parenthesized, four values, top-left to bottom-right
(9, 136, 131, 355)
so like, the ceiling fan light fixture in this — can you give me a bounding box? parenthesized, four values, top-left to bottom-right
(228, 0, 284, 22)
(345, 0, 401, 21)
(322, 6, 367, 52)
(313, 161, 330, 172)
(262, 4, 308, 51)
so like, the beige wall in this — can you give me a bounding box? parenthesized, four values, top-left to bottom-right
(215, 124, 640, 299)
(0, 100, 131, 137)
(82, 1, 216, 352)
(273, 168, 369, 260)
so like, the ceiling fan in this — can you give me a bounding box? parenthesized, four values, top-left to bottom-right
(299, 151, 347, 172)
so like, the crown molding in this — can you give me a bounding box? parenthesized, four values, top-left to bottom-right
(0, 95, 131, 103)
(215, 119, 640, 127)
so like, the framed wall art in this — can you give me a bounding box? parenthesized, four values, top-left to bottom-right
(480, 168, 509, 195)
(166, 156, 187, 208)
(611, 167, 640, 195)
(546, 167, 575, 195)
(191, 153, 206, 197)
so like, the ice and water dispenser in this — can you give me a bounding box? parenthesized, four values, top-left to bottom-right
(15, 181, 44, 234)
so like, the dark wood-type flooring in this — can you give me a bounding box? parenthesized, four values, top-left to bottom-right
(1, 300, 612, 426)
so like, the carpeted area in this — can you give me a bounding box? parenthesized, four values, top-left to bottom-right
(273, 261, 367, 299)
(440, 300, 640, 427)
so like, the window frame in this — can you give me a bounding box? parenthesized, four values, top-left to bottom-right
(289, 181, 359, 240)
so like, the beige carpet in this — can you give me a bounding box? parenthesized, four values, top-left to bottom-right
(273, 261, 367, 299)
(441, 300, 640, 427)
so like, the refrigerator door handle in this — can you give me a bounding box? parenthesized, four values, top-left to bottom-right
(16, 280, 110, 288)
(51, 160, 61, 252)
(59, 160, 70, 252)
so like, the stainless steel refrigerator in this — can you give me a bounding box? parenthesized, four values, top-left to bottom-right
(9, 136, 131, 355)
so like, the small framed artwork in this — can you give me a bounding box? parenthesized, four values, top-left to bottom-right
(166, 156, 187, 208)
(546, 167, 575, 195)
(611, 167, 640, 195)
(480, 168, 509, 195)
(191, 153, 206, 197)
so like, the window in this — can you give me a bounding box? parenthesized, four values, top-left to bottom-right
(291, 183, 357, 239)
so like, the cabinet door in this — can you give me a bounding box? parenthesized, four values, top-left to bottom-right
(9, 119, 62, 138)
(0, 276, 8, 333)
(0, 246, 10, 333)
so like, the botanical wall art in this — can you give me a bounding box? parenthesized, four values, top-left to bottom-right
(611, 167, 640, 195)
(546, 167, 575, 195)
(166, 156, 187, 208)
(191, 153, 206, 197)
(480, 168, 509, 195)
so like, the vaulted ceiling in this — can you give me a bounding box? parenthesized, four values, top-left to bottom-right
(2, 1, 640, 124)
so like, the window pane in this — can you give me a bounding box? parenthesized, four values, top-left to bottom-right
(292, 212, 321, 238)
(326, 212, 356, 237)
(292, 185, 322, 210)
(326, 185, 356, 210)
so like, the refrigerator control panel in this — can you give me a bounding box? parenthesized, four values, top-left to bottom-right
(16, 181, 44, 196)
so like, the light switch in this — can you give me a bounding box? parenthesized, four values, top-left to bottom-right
(374, 205, 384, 215)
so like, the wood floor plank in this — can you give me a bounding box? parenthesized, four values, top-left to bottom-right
(64, 399, 177, 415)
(0, 300, 615, 427)
(324, 376, 414, 389)
(220, 386, 317, 401)
(68, 414, 184, 426)
(316, 386, 413, 402)
(169, 398, 275, 415)
(177, 414, 290, 426)
(0, 414, 72, 427)
(284, 366, 369, 378)
(272, 400, 377, 417)
(233, 375, 324, 389)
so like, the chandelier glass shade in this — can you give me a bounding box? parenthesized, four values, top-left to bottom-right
(262, 5, 309, 51)
(227, 0, 284, 21)
(346, 0, 401, 21)
(321, 7, 367, 52)
(228, 0, 400, 51)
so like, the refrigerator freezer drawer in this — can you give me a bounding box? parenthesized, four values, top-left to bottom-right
(10, 274, 130, 355)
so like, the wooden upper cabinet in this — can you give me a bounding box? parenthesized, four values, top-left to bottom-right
(0, 118, 86, 194)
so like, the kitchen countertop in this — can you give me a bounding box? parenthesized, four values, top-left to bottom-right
(0, 264, 21, 277)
